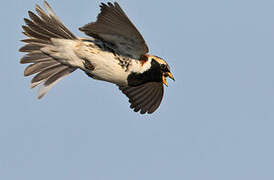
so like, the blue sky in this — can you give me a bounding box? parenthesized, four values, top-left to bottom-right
(1, 0, 274, 179)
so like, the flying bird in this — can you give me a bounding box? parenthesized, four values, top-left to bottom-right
(19, 1, 174, 114)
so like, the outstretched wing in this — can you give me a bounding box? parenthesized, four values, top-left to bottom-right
(79, 2, 149, 59)
(119, 82, 164, 114)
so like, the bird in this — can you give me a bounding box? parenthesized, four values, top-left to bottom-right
(19, 1, 174, 114)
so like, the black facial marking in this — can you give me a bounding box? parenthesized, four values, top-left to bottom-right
(127, 59, 162, 86)
(160, 64, 166, 71)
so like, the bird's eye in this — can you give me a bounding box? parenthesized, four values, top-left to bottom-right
(160, 64, 167, 70)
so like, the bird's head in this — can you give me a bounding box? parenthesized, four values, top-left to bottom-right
(144, 55, 175, 86)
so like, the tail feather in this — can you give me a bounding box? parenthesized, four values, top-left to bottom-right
(44, 67, 74, 86)
(35, 3, 76, 40)
(43, 1, 76, 39)
(27, 11, 64, 39)
(24, 61, 59, 76)
(19, 44, 43, 52)
(22, 25, 50, 40)
(24, 18, 60, 39)
(21, 38, 51, 45)
(20, 52, 51, 64)
(20, 1, 77, 98)
(31, 64, 65, 84)
(37, 67, 75, 99)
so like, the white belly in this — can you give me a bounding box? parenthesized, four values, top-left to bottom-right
(56, 39, 141, 86)
(74, 41, 131, 85)
(89, 51, 130, 85)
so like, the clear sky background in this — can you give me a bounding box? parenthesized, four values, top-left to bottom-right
(1, 0, 274, 179)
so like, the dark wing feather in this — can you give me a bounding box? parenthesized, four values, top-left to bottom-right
(79, 2, 148, 59)
(119, 82, 164, 114)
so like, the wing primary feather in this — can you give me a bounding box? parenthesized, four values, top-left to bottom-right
(130, 87, 153, 104)
(148, 86, 164, 114)
(124, 85, 148, 98)
(140, 87, 159, 114)
(128, 86, 152, 110)
(119, 82, 164, 114)
(79, 2, 149, 59)
(132, 88, 155, 114)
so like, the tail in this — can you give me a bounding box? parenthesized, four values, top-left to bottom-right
(19, 1, 77, 99)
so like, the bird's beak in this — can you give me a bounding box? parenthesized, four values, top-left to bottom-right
(167, 72, 175, 81)
(162, 72, 175, 87)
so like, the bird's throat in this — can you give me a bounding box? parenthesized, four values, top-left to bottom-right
(127, 68, 162, 86)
